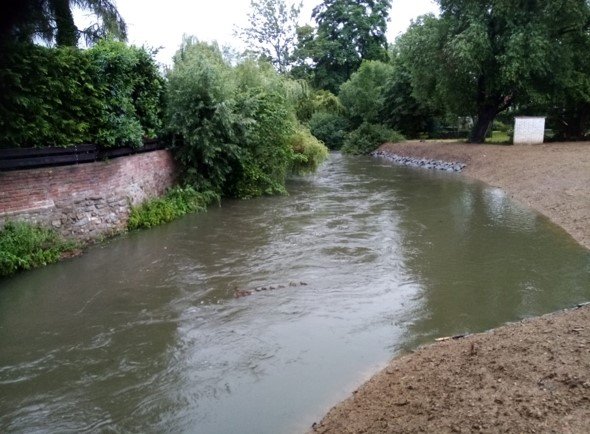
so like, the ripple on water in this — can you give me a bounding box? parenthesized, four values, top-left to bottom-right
(1, 153, 590, 433)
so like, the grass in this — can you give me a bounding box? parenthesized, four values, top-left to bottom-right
(487, 130, 512, 144)
(0, 222, 77, 277)
(127, 186, 219, 230)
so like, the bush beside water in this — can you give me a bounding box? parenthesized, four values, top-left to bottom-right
(166, 40, 329, 199)
(0, 222, 76, 277)
(128, 186, 219, 230)
(341, 122, 405, 155)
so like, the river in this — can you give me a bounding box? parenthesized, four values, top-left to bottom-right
(1, 153, 589, 433)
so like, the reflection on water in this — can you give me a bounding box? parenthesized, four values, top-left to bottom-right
(1, 154, 589, 433)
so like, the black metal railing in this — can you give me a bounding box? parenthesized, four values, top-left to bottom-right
(0, 140, 166, 171)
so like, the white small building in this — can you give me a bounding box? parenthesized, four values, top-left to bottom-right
(513, 116, 546, 145)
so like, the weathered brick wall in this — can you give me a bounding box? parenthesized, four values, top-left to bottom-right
(0, 150, 177, 240)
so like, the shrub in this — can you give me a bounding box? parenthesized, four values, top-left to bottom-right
(289, 126, 329, 174)
(127, 186, 219, 230)
(0, 40, 164, 149)
(308, 111, 350, 150)
(89, 40, 165, 148)
(341, 122, 405, 155)
(296, 89, 344, 122)
(338, 60, 394, 126)
(166, 39, 326, 199)
(0, 222, 75, 277)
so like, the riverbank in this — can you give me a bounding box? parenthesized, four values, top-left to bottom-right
(311, 141, 590, 433)
(377, 141, 590, 249)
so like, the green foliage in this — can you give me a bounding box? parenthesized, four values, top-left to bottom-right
(338, 60, 394, 126)
(397, 1, 590, 143)
(0, 0, 127, 47)
(89, 40, 165, 148)
(0, 40, 164, 148)
(0, 221, 75, 277)
(379, 53, 438, 138)
(127, 186, 219, 230)
(295, 89, 343, 122)
(308, 111, 349, 150)
(341, 122, 404, 155)
(288, 126, 329, 173)
(166, 39, 327, 199)
(236, 0, 301, 73)
(293, 0, 391, 92)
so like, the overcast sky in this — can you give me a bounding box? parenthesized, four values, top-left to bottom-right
(76, 0, 439, 65)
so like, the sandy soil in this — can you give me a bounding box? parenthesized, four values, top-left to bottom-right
(311, 141, 590, 433)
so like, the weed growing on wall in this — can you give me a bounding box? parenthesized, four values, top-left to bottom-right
(0, 222, 76, 277)
(127, 186, 219, 230)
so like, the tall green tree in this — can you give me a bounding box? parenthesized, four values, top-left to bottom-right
(0, 0, 126, 46)
(294, 0, 391, 92)
(398, 0, 590, 143)
(379, 52, 438, 138)
(338, 60, 393, 127)
(236, 0, 302, 73)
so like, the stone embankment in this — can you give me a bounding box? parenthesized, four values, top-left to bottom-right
(0, 150, 177, 241)
(371, 150, 466, 172)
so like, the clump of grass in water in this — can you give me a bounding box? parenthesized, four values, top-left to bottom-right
(127, 186, 219, 230)
(0, 222, 77, 277)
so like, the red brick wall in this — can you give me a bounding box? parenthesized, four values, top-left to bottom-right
(0, 150, 177, 239)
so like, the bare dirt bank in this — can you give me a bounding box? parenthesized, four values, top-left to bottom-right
(311, 141, 590, 433)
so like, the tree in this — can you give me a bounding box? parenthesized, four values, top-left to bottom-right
(0, 0, 126, 46)
(379, 53, 438, 138)
(338, 60, 393, 127)
(295, 0, 391, 92)
(398, 0, 590, 143)
(236, 0, 301, 73)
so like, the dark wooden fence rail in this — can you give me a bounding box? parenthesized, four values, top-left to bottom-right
(0, 140, 166, 171)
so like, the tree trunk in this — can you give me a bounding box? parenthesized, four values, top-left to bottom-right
(50, 0, 78, 46)
(468, 105, 497, 143)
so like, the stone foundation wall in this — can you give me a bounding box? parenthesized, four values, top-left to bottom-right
(0, 150, 177, 240)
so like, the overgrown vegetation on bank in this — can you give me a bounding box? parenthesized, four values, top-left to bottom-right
(166, 39, 328, 199)
(0, 222, 76, 277)
(127, 186, 219, 230)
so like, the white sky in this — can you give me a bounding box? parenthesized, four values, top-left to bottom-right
(76, 0, 439, 65)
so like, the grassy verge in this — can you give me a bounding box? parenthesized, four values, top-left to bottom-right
(0, 222, 77, 277)
(127, 186, 220, 230)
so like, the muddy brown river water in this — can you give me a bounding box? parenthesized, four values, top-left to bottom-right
(1, 153, 589, 433)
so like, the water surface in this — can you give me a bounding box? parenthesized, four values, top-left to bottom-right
(1, 154, 589, 433)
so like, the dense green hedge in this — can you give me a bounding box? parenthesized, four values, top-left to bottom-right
(0, 40, 164, 149)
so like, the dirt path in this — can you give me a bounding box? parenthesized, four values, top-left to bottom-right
(311, 141, 590, 433)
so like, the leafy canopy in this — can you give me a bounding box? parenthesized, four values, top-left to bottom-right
(0, 40, 164, 148)
(397, 0, 590, 142)
(236, 0, 302, 73)
(0, 0, 126, 46)
(294, 0, 391, 92)
(166, 38, 328, 198)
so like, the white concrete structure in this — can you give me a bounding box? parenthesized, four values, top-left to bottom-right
(513, 116, 546, 145)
